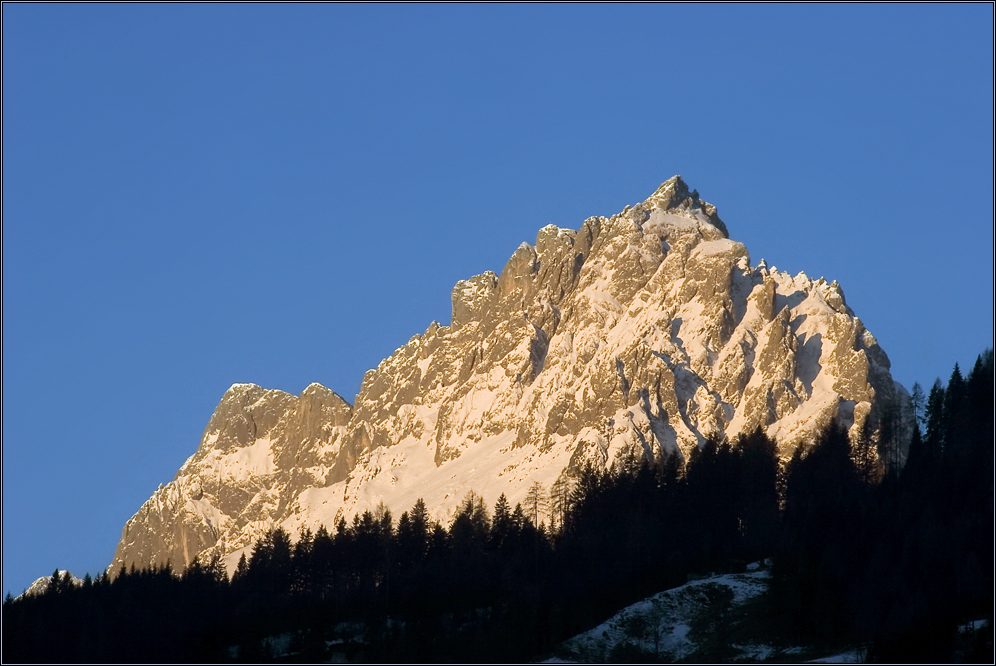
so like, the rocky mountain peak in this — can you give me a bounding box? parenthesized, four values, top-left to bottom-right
(640, 175, 728, 237)
(111, 178, 909, 577)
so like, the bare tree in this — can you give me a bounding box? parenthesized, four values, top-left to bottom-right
(524, 481, 547, 526)
(550, 476, 573, 533)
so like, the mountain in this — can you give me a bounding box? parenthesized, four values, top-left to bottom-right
(110, 176, 909, 575)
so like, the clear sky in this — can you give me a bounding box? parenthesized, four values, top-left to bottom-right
(3, 4, 992, 596)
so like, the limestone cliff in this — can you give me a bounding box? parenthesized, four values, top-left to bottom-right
(111, 177, 908, 575)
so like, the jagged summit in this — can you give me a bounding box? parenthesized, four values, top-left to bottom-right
(641, 175, 728, 237)
(111, 178, 909, 577)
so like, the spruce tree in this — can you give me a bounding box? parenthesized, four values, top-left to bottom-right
(491, 493, 513, 552)
(924, 379, 946, 457)
(233, 553, 249, 583)
(46, 569, 61, 595)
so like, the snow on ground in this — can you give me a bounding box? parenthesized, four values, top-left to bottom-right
(286, 427, 577, 534)
(557, 569, 771, 662)
(554, 567, 873, 663)
(735, 643, 776, 661)
(17, 570, 82, 599)
(807, 648, 867, 663)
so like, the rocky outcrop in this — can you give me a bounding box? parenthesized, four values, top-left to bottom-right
(111, 176, 909, 576)
(111, 383, 352, 573)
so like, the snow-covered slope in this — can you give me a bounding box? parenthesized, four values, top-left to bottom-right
(111, 177, 907, 575)
(552, 566, 869, 663)
(18, 570, 82, 599)
(556, 568, 773, 662)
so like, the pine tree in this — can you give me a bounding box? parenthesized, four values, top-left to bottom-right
(736, 428, 780, 559)
(46, 570, 61, 595)
(184, 556, 204, 581)
(233, 553, 249, 583)
(271, 528, 292, 573)
(451, 490, 489, 546)
(924, 379, 946, 457)
(491, 494, 513, 552)
(207, 552, 227, 585)
(943, 363, 970, 456)
(853, 416, 884, 483)
(311, 525, 334, 600)
(295, 526, 314, 559)
(904, 422, 927, 478)
(410, 499, 429, 556)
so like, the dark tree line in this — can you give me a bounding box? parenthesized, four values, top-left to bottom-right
(4, 351, 992, 662)
(773, 350, 994, 662)
(2, 434, 783, 663)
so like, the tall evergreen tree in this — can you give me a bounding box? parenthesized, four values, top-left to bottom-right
(491, 494, 513, 553)
(924, 378, 946, 457)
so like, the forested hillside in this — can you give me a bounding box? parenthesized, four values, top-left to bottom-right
(4, 351, 991, 663)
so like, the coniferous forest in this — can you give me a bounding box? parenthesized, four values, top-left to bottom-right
(4, 351, 993, 663)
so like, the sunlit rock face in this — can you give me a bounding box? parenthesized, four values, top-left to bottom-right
(111, 176, 908, 575)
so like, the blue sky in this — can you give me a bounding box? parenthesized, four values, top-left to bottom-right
(3, 4, 992, 595)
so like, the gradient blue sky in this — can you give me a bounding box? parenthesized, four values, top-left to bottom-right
(3, 4, 993, 595)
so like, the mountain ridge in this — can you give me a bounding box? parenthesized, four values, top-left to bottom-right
(111, 176, 909, 575)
